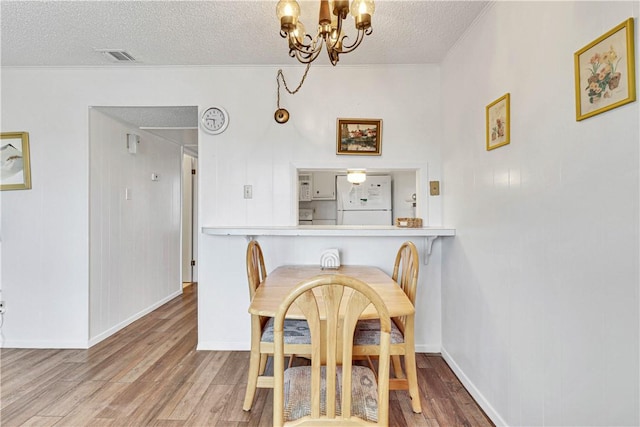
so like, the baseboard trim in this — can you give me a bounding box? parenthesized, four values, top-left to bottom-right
(196, 341, 250, 351)
(88, 290, 183, 347)
(414, 344, 441, 353)
(441, 347, 508, 427)
(0, 339, 89, 349)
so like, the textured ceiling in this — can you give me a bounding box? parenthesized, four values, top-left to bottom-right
(2, 1, 489, 152)
(1, 1, 489, 67)
(94, 106, 200, 155)
(95, 106, 198, 128)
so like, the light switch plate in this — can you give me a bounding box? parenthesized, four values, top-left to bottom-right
(429, 181, 440, 196)
(244, 185, 252, 199)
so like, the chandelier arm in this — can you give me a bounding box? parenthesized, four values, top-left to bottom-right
(288, 33, 324, 57)
(292, 47, 323, 64)
(335, 28, 367, 53)
(288, 33, 325, 64)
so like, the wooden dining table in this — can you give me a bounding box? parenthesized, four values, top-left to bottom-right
(248, 264, 423, 414)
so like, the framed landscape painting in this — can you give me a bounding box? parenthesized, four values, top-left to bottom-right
(486, 93, 510, 151)
(336, 118, 382, 155)
(1, 132, 32, 191)
(574, 18, 636, 121)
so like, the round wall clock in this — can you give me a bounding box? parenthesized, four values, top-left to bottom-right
(200, 106, 229, 135)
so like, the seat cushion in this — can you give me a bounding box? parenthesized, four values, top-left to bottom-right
(283, 365, 378, 422)
(353, 319, 405, 345)
(261, 318, 311, 344)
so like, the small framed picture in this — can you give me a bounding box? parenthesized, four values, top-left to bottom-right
(1, 132, 32, 191)
(486, 93, 510, 151)
(336, 118, 382, 155)
(574, 18, 636, 121)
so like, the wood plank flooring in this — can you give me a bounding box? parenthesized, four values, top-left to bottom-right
(0, 284, 494, 426)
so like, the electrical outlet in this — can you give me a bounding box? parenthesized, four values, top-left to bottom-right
(0, 301, 5, 314)
(244, 185, 253, 199)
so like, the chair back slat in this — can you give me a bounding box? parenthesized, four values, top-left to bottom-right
(340, 289, 371, 420)
(323, 285, 342, 418)
(292, 289, 322, 418)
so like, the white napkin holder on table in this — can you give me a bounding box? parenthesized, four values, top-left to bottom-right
(320, 248, 341, 270)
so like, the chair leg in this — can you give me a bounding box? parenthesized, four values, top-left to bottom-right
(404, 349, 421, 413)
(243, 348, 262, 411)
(403, 316, 422, 414)
(259, 353, 268, 375)
(391, 355, 406, 379)
(366, 356, 377, 374)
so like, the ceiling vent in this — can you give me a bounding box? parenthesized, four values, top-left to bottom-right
(96, 49, 137, 63)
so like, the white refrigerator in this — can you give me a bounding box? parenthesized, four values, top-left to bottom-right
(336, 175, 392, 225)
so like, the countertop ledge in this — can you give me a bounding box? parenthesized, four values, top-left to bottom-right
(202, 225, 456, 237)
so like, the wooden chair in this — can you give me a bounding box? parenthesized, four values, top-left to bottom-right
(243, 240, 310, 411)
(273, 274, 391, 426)
(352, 241, 421, 413)
(390, 241, 419, 373)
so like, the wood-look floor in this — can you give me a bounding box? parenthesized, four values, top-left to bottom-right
(0, 284, 494, 426)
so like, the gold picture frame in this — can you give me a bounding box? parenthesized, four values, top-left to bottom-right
(486, 93, 510, 151)
(574, 18, 636, 121)
(1, 132, 32, 191)
(336, 118, 382, 155)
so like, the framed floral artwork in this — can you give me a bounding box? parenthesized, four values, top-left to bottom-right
(1, 132, 32, 191)
(574, 18, 636, 121)
(336, 118, 382, 155)
(486, 93, 510, 151)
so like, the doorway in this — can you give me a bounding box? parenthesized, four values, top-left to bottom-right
(182, 154, 198, 285)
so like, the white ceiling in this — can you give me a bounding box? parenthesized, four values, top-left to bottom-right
(1, 0, 489, 153)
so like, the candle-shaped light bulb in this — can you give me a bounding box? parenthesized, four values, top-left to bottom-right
(350, 0, 374, 29)
(351, 0, 374, 15)
(276, 0, 300, 31)
(292, 21, 306, 44)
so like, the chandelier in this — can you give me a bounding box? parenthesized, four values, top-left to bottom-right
(276, 0, 375, 66)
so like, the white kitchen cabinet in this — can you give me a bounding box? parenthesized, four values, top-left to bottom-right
(312, 172, 336, 200)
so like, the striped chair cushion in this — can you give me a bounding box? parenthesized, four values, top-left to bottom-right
(353, 319, 405, 345)
(283, 365, 378, 422)
(261, 318, 311, 344)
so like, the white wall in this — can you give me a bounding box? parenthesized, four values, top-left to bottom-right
(441, 2, 639, 426)
(197, 65, 445, 352)
(0, 64, 444, 350)
(1, 70, 92, 348)
(89, 109, 182, 344)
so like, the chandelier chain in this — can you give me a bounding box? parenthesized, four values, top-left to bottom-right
(276, 64, 311, 109)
